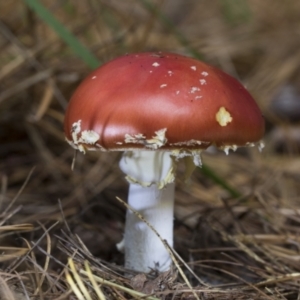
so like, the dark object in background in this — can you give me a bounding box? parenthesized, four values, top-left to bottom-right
(270, 84, 300, 122)
(269, 84, 300, 154)
(270, 125, 300, 154)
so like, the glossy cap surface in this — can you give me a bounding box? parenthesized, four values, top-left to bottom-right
(64, 52, 264, 152)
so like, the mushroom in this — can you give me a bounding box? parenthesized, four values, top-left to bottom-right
(64, 52, 265, 273)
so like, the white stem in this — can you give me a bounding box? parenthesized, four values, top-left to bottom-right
(124, 182, 175, 272)
(119, 150, 176, 272)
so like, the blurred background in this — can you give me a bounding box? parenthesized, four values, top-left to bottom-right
(1, 0, 300, 298)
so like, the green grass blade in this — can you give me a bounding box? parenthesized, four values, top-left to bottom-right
(23, 0, 100, 69)
(199, 165, 241, 198)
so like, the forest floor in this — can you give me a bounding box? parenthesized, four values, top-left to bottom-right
(1, 1, 300, 299)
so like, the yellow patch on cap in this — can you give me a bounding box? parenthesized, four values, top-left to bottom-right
(216, 107, 233, 127)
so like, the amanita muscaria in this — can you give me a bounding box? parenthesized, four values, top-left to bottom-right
(64, 52, 264, 272)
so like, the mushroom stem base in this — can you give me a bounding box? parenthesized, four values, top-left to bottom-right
(124, 182, 175, 272)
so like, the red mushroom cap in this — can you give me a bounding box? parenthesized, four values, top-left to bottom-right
(64, 52, 264, 152)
